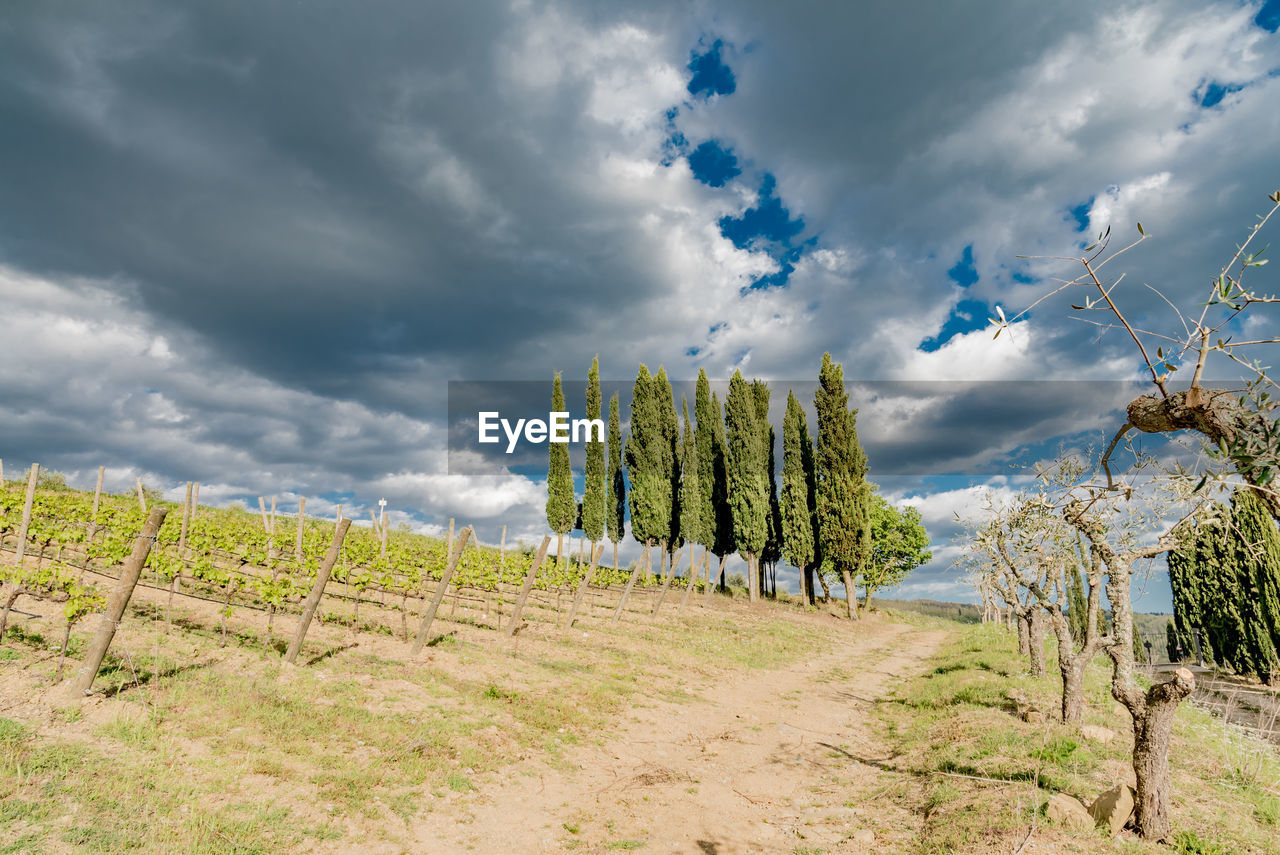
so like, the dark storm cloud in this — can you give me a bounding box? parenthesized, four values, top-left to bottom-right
(0, 1, 687, 405)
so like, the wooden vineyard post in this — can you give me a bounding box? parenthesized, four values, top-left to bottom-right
(66, 507, 168, 696)
(0, 458, 4, 485)
(493, 524, 507, 630)
(565, 544, 604, 628)
(14, 464, 39, 564)
(135, 477, 148, 513)
(175, 481, 192, 552)
(88, 466, 105, 539)
(679, 550, 708, 613)
(612, 547, 649, 623)
(378, 499, 389, 559)
(295, 497, 306, 561)
(504, 535, 552, 638)
(705, 554, 727, 604)
(191, 482, 200, 521)
(652, 547, 683, 615)
(259, 497, 272, 533)
(284, 518, 351, 665)
(410, 527, 473, 654)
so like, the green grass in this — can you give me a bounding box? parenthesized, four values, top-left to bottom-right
(875, 623, 1280, 854)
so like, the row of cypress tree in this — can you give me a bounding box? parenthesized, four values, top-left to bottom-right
(544, 354, 876, 614)
(1167, 487, 1280, 683)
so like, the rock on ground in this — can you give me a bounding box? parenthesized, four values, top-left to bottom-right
(1089, 783, 1136, 836)
(1046, 793, 1094, 832)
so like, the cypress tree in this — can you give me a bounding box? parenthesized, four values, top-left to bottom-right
(1235, 487, 1280, 665)
(606, 392, 626, 572)
(1191, 507, 1255, 675)
(709, 390, 734, 588)
(814, 353, 871, 620)
(1168, 534, 1216, 664)
(1231, 488, 1280, 682)
(752, 381, 782, 597)
(781, 391, 816, 604)
(655, 367, 681, 576)
(546, 372, 576, 567)
(677, 398, 705, 578)
(626, 366, 672, 583)
(725, 370, 767, 601)
(694, 370, 719, 554)
(581, 357, 606, 554)
(625, 366, 657, 545)
(750, 381, 774, 595)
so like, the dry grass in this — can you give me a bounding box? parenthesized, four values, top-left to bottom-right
(875, 619, 1280, 854)
(0, 586, 844, 853)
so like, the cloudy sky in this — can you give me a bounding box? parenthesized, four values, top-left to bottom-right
(3, 0, 1278, 611)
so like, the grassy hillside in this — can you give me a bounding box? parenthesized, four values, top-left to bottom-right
(877, 619, 1279, 853)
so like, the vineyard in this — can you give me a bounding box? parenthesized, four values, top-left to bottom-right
(0, 466, 893, 853)
(0, 468, 734, 685)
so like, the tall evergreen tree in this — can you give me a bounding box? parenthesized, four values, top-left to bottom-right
(814, 353, 871, 620)
(708, 390, 734, 588)
(581, 357, 606, 556)
(655, 367, 681, 576)
(725, 370, 768, 601)
(546, 372, 576, 567)
(694, 370, 719, 556)
(1176, 506, 1263, 676)
(625, 366, 672, 582)
(751, 381, 782, 597)
(1187, 513, 1239, 669)
(781, 392, 817, 604)
(1168, 534, 1216, 664)
(606, 393, 626, 572)
(1231, 488, 1280, 683)
(677, 399, 706, 579)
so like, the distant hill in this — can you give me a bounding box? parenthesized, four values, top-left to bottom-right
(877, 598, 1175, 643)
(876, 598, 982, 624)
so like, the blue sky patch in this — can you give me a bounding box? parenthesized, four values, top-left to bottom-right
(1197, 80, 1245, 107)
(1068, 199, 1092, 232)
(719, 174, 804, 249)
(688, 140, 741, 187)
(1258, 0, 1280, 32)
(919, 298, 993, 352)
(717, 174, 810, 291)
(947, 244, 978, 288)
(688, 39, 736, 98)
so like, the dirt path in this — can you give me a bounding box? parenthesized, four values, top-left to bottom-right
(406, 616, 952, 854)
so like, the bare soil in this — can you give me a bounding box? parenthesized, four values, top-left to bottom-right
(1, 572, 951, 855)
(405, 618, 950, 854)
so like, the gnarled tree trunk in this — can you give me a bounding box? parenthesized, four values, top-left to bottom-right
(1069, 499, 1193, 841)
(1028, 608, 1046, 677)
